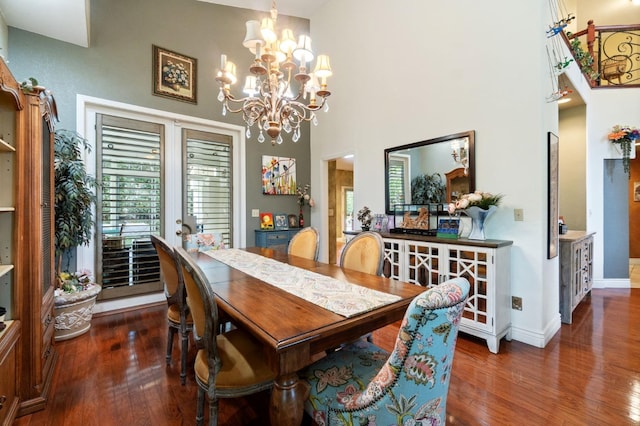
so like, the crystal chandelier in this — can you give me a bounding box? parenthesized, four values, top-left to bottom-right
(215, 0, 332, 146)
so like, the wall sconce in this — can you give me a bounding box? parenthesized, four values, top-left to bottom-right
(451, 138, 469, 174)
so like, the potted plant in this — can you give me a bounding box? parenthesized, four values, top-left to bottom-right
(411, 172, 446, 204)
(357, 206, 373, 231)
(608, 125, 639, 178)
(53, 129, 100, 341)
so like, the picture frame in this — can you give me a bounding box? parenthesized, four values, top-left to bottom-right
(260, 212, 274, 230)
(547, 132, 559, 259)
(436, 217, 459, 239)
(634, 182, 640, 202)
(288, 214, 299, 228)
(152, 45, 197, 104)
(262, 156, 297, 195)
(274, 213, 289, 230)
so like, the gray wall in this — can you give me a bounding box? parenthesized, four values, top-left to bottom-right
(7, 0, 312, 247)
(603, 159, 629, 278)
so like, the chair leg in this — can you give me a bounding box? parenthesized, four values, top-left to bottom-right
(209, 396, 219, 426)
(196, 386, 205, 426)
(180, 329, 189, 385)
(166, 326, 177, 364)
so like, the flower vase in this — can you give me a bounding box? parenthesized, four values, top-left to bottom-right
(464, 205, 497, 240)
(54, 284, 102, 341)
(299, 208, 304, 228)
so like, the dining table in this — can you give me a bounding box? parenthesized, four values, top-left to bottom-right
(194, 246, 426, 426)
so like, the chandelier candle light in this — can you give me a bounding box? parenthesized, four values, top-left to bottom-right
(215, 0, 332, 146)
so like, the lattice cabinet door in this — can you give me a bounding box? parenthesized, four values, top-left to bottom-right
(445, 245, 494, 334)
(404, 240, 446, 288)
(382, 238, 403, 281)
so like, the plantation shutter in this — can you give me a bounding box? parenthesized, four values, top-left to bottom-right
(387, 158, 407, 212)
(183, 129, 233, 247)
(96, 114, 163, 300)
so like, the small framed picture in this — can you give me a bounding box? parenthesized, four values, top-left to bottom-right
(436, 218, 459, 239)
(274, 213, 289, 230)
(288, 214, 299, 228)
(260, 212, 274, 230)
(152, 45, 197, 103)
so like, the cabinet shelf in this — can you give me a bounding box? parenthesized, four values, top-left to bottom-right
(0, 264, 14, 279)
(0, 206, 15, 212)
(0, 138, 15, 152)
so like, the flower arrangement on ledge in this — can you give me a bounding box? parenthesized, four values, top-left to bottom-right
(297, 184, 315, 207)
(56, 269, 95, 295)
(608, 125, 639, 178)
(448, 191, 504, 214)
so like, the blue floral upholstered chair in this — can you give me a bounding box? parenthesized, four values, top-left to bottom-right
(302, 277, 470, 426)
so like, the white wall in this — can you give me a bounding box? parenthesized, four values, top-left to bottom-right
(308, 0, 564, 348)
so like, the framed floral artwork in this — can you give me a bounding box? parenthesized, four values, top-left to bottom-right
(152, 45, 197, 103)
(262, 156, 297, 195)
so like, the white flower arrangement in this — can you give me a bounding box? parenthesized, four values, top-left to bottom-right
(448, 191, 503, 214)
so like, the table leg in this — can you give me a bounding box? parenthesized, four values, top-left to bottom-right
(269, 373, 310, 426)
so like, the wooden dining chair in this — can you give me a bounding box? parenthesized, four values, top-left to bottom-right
(288, 226, 320, 261)
(174, 246, 276, 426)
(339, 231, 385, 344)
(339, 230, 385, 275)
(302, 278, 470, 426)
(150, 234, 193, 385)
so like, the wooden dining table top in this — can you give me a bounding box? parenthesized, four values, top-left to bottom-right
(194, 246, 426, 425)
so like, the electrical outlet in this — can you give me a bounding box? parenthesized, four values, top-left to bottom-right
(251, 209, 260, 217)
(512, 296, 523, 311)
(514, 208, 524, 221)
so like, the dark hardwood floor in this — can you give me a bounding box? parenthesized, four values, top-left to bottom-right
(14, 288, 640, 425)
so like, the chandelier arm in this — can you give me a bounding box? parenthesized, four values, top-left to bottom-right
(222, 97, 255, 114)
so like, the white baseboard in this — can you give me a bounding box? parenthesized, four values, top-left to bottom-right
(509, 313, 562, 349)
(593, 278, 630, 289)
(93, 292, 165, 314)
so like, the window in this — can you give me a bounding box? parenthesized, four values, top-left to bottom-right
(183, 129, 233, 246)
(96, 114, 163, 300)
(387, 154, 411, 212)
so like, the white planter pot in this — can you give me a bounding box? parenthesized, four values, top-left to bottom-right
(53, 284, 101, 341)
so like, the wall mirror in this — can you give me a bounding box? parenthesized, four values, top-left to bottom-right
(384, 130, 475, 214)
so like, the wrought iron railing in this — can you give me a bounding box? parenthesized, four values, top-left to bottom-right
(566, 20, 640, 88)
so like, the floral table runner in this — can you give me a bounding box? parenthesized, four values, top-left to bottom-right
(204, 249, 401, 318)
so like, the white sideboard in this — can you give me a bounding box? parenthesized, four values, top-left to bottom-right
(381, 233, 513, 353)
(559, 231, 594, 324)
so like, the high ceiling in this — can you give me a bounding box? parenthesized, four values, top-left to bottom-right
(0, 0, 326, 48)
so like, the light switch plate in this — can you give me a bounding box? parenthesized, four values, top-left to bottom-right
(251, 209, 260, 217)
(514, 208, 524, 221)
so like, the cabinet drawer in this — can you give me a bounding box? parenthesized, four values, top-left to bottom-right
(0, 321, 20, 426)
(266, 232, 289, 242)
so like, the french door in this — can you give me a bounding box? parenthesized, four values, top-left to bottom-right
(93, 113, 234, 301)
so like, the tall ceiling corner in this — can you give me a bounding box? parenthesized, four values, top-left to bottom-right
(0, 0, 90, 48)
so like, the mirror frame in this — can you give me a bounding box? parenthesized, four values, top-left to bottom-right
(384, 130, 476, 214)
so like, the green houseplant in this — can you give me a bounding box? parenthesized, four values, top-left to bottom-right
(411, 173, 446, 204)
(53, 129, 100, 341)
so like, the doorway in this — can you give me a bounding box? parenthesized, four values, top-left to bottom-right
(77, 96, 245, 305)
(327, 156, 353, 264)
